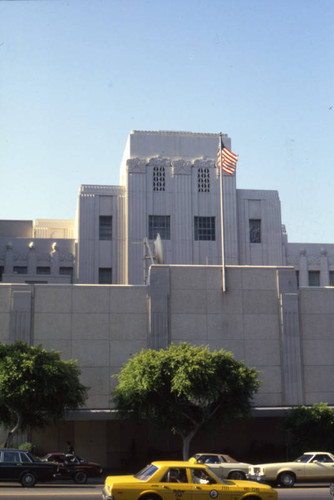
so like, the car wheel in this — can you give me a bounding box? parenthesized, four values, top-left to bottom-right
(278, 471, 295, 487)
(74, 471, 88, 484)
(20, 472, 36, 487)
(228, 471, 246, 480)
(140, 495, 162, 500)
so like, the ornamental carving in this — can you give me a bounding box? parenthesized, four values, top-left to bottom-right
(171, 160, 192, 175)
(192, 158, 215, 169)
(126, 158, 147, 173)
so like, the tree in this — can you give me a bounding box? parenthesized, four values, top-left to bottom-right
(113, 342, 260, 459)
(284, 403, 334, 457)
(0, 342, 88, 447)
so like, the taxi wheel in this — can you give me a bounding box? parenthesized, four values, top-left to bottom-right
(140, 494, 162, 500)
(278, 471, 295, 487)
(228, 471, 246, 480)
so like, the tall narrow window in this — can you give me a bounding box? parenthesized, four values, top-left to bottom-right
(194, 217, 216, 241)
(99, 267, 112, 284)
(99, 216, 112, 240)
(198, 168, 210, 192)
(149, 215, 170, 240)
(330, 271, 334, 286)
(153, 166, 165, 191)
(249, 219, 261, 243)
(308, 271, 320, 287)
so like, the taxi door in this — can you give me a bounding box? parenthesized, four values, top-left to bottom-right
(192, 482, 234, 500)
(158, 467, 193, 500)
(189, 468, 234, 500)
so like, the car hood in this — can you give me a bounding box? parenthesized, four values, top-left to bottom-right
(251, 461, 298, 469)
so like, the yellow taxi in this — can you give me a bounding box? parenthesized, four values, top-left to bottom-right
(102, 458, 277, 500)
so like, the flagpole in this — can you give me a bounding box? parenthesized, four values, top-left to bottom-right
(219, 132, 226, 292)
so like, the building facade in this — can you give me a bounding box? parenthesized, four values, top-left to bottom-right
(1, 130, 334, 467)
(1, 130, 333, 286)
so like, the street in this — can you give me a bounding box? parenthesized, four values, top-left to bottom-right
(0, 484, 332, 500)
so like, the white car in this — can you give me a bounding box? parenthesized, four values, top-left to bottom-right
(193, 453, 250, 480)
(248, 451, 334, 487)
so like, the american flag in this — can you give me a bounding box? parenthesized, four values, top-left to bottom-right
(217, 144, 238, 174)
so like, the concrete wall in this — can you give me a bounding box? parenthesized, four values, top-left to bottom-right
(1, 264, 334, 467)
(299, 287, 334, 404)
(2, 264, 333, 409)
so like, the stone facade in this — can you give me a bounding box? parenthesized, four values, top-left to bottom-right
(1, 131, 334, 287)
(1, 130, 334, 467)
(1, 264, 334, 466)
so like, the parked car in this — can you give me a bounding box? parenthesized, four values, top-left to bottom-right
(192, 452, 250, 480)
(41, 452, 103, 484)
(0, 448, 57, 487)
(102, 458, 278, 500)
(247, 451, 334, 487)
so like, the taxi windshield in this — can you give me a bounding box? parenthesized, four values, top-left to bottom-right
(134, 464, 158, 481)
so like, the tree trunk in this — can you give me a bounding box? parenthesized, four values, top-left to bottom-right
(181, 429, 198, 460)
(4, 412, 22, 448)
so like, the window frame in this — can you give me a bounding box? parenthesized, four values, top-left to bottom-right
(148, 215, 170, 240)
(99, 215, 112, 241)
(194, 216, 216, 241)
(98, 267, 112, 284)
(308, 270, 320, 287)
(249, 219, 261, 243)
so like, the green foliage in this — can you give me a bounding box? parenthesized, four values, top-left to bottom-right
(113, 342, 260, 456)
(0, 342, 88, 434)
(284, 403, 334, 457)
(18, 442, 35, 453)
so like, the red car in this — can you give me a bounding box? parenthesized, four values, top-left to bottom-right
(42, 453, 103, 484)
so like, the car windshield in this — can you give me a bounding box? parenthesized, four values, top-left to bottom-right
(134, 464, 158, 481)
(25, 452, 38, 462)
(196, 455, 220, 464)
(294, 454, 313, 463)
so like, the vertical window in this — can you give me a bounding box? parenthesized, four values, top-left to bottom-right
(99, 268, 112, 284)
(308, 271, 320, 287)
(149, 215, 170, 240)
(153, 166, 165, 191)
(0, 266, 3, 281)
(295, 270, 299, 288)
(198, 167, 210, 192)
(99, 216, 112, 240)
(330, 271, 334, 286)
(249, 219, 261, 243)
(194, 217, 216, 241)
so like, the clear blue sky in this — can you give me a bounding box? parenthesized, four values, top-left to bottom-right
(1, 0, 333, 243)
